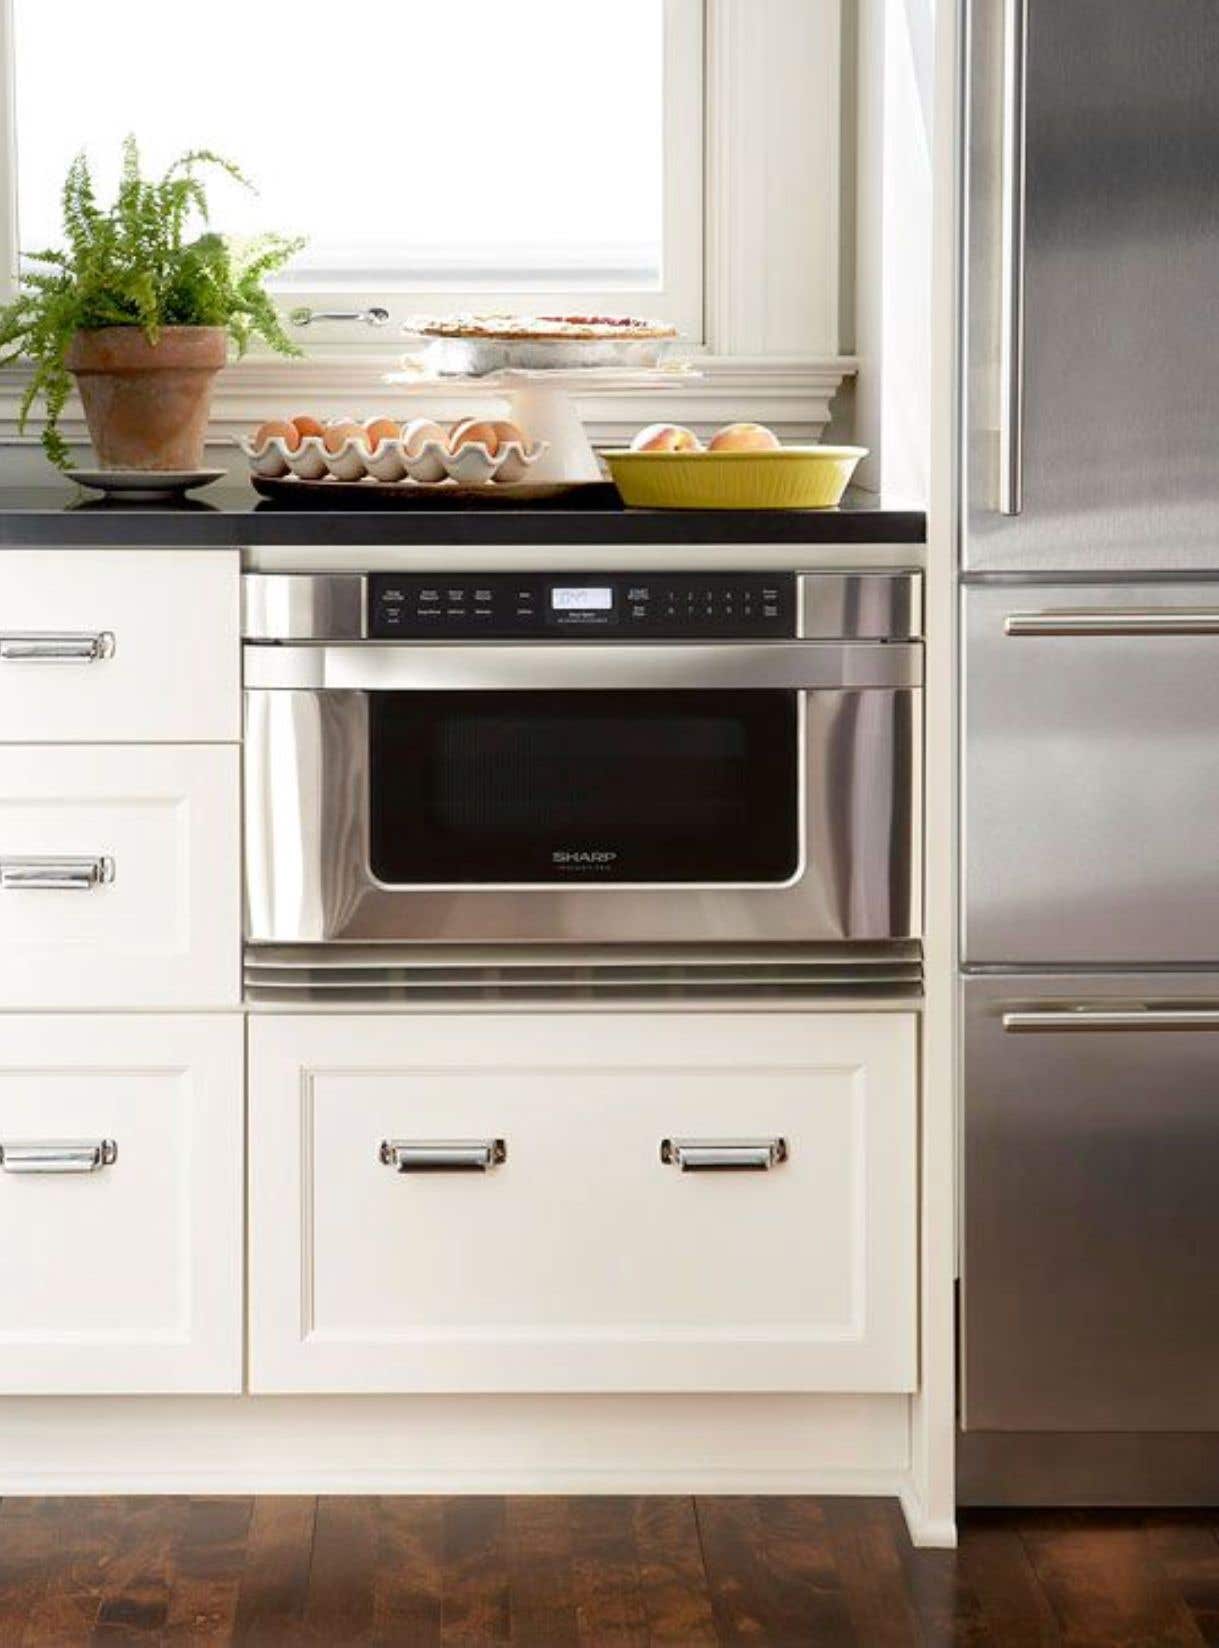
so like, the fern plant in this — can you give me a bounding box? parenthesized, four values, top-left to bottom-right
(0, 137, 305, 467)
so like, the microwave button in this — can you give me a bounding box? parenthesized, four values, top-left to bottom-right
(473, 588, 493, 603)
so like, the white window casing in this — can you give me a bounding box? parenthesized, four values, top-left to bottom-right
(0, 0, 856, 450)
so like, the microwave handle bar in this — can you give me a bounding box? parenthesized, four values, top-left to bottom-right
(244, 642, 923, 693)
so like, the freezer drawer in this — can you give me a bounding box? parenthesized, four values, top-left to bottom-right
(963, 581, 1219, 965)
(965, 0, 1219, 571)
(961, 974, 1219, 1433)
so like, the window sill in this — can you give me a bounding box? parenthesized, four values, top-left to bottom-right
(0, 353, 857, 450)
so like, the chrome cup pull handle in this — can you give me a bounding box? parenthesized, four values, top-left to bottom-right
(0, 631, 115, 663)
(0, 856, 115, 891)
(0, 1139, 117, 1174)
(999, 0, 1028, 515)
(379, 1139, 506, 1173)
(660, 1138, 788, 1172)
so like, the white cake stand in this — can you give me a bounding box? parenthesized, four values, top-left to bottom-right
(382, 364, 700, 486)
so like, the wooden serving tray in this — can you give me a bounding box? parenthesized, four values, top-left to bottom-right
(252, 474, 598, 508)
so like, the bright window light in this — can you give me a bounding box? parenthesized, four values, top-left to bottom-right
(13, 0, 666, 291)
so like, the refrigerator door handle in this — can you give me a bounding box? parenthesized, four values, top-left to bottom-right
(1003, 1008, 1219, 1032)
(999, 0, 1028, 516)
(1005, 609, 1219, 637)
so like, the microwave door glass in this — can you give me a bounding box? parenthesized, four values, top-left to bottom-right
(368, 690, 800, 886)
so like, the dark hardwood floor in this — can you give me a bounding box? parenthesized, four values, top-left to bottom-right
(1, 1495, 1218, 1645)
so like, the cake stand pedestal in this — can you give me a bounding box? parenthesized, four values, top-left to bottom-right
(383, 365, 699, 486)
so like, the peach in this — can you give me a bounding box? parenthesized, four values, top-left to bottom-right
(630, 423, 702, 453)
(708, 422, 781, 453)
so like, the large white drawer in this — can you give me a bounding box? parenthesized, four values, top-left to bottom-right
(0, 1015, 243, 1394)
(0, 550, 239, 743)
(249, 1011, 917, 1394)
(0, 745, 240, 1008)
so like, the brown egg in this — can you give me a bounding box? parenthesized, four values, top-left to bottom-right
(449, 417, 501, 456)
(630, 422, 702, 453)
(253, 418, 301, 452)
(323, 420, 370, 454)
(365, 417, 401, 452)
(708, 422, 781, 453)
(291, 414, 326, 441)
(401, 417, 449, 457)
(490, 419, 526, 449)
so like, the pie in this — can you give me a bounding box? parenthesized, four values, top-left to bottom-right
(405, 313, 678, 342)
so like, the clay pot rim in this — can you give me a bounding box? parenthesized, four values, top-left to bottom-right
(66, 324, 229, 373)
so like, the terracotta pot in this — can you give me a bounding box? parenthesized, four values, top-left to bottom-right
(65, 325, 227, 471)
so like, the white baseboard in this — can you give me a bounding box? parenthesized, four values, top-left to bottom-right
(898, 1480, 958, 1548)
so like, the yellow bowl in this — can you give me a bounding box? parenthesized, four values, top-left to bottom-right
(603, 445, 868, 510)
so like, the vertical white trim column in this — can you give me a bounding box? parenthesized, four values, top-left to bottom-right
(904, 0, 962, 1551)
(0, 0, 17, 304)
(705, 0, 843, 356)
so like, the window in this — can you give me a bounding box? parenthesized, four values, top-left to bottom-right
(11, 0, 704, 342)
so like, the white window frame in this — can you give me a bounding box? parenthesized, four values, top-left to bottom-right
(0, 0, 857, 450)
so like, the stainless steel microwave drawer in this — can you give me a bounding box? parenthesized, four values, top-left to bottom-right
(963, 581, 1219, 965)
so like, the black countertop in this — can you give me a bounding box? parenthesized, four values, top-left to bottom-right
(0, 482, 925, 548)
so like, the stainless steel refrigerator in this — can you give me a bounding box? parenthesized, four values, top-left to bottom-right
(958, 0, 1219, 1503)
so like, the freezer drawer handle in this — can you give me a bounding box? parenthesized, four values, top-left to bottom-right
(0, 1139, 117, 1174)
(998, 0, 1028, 515)
(379, 1138, 506, 1173)
(1003, 1009, 1219, 1033)
(660, 1138, 788, 1172)
(1005, 610, 1219, 638)
(0, 856, 115, 891)
(0, 631, 115, 663)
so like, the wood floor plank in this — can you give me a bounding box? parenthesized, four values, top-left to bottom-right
(633, 1497, 717, 1645)
(165, 1496, 253, 1644)
(1144, 1514, 1219, 1648)
(1019, 1509, 1208, 1648)
(504, 1497, 579, 1648)
(883, 1500, 991, 1648)
(303, 1496, 378, 1645)
(0, 1498, 100, 1647)
(820, 1497, 924, 1648)
(231, 1495, 317, 1646)
(89, 1496, 183, 1644)
(371, 1496, 444, 1647)
(440, 1496, 510, 1645)
(15, 1498, 117, 1647)
(958, 1512, 1062, 1648)
(698, 1494, 860, 1647)
(566, 1497, 649, 1647)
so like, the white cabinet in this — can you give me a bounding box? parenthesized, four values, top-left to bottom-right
(249, 1011, 917, 1395)
(0, 1015, 243, 1394)
(0, 550, 239, 743)
(0, 744, 240, 1008)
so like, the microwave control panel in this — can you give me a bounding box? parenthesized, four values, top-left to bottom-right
(369, 573, 796, 639)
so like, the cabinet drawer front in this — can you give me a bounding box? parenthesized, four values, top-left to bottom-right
(0, 1015, 243, 1393)
(250, 1012, 916, 1394)
(0, 746, 239, 1007)
(0, 551, 238, 742)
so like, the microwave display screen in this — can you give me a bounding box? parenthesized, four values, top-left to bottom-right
(552, 587, 613, 611)
(368, 689, 799, 885)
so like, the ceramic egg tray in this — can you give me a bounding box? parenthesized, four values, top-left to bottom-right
(239, 432, 549, 487)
